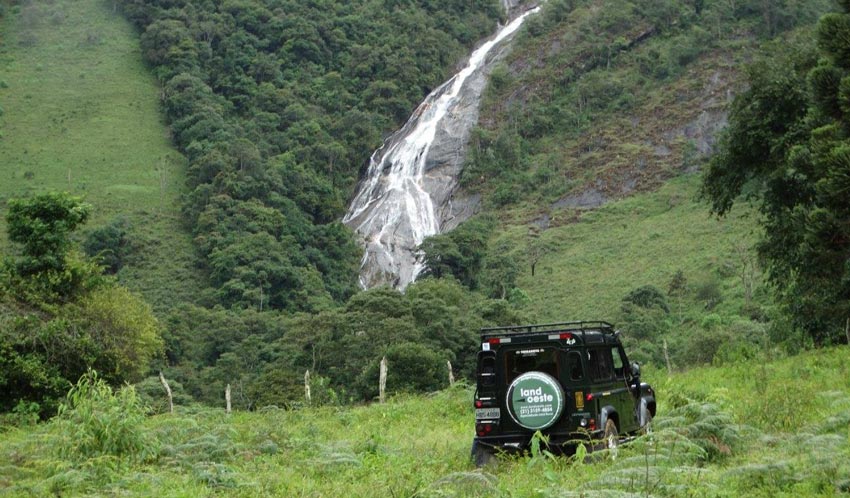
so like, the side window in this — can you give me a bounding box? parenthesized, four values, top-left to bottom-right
(588, 348, 614, 381)
(564, 351, 584, 381)
(612, 347, 625, 379)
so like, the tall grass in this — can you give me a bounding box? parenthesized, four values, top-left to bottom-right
(1, 348, 848, 496)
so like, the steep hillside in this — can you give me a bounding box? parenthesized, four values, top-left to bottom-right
(113, 0, 504, 311)
(465, 0, 833, 215)
(416, 0, 840, 367)
(509, 175, 756, 322)
(0, 0, 202, 309)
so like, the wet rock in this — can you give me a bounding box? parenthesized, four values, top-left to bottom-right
(344, 9, 539, 289)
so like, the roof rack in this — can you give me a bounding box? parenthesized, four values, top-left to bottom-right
(479, 321, 614, 339)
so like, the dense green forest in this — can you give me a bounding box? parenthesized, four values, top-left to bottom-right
(119, 0, 502, 311)
(2, 0, 850, 494)
(1, 0, 848, 422)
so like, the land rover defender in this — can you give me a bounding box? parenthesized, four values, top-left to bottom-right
(472, 321, 656, 466)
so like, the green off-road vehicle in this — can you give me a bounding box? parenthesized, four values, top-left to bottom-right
(471, 321, 656, 466)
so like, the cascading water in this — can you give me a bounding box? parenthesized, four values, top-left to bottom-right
(344, 6, 541, 290)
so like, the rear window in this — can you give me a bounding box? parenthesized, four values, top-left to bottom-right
(504, 347, 559, 385)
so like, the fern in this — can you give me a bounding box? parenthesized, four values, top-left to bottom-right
(424, 471, 498, 497)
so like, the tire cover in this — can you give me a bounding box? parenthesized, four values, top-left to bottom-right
(506, 371, 565, 430)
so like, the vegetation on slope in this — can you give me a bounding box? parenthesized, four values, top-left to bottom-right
(115, 0, 504, 311)
(464, 0, 833, 213)
(0, 0, 203, 310)
(0, 193, 163, 417)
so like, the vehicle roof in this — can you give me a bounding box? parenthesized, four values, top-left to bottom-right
(479, 321, 620, 347)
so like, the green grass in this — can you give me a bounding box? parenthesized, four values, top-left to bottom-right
(504, 174, 758, 321)
(1, 347, 849, 496)
(0, 0, 203, 309)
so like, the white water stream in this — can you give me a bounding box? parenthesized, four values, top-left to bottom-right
(343, 6, 541, 290)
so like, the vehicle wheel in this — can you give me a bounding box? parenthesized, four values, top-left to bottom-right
(641, 410, 653, 436)
(603, 419, 619, 459)
(471, 440, 495, 468)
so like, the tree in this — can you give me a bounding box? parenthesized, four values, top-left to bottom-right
(0, 194, 163, 415)
(701, 5, 850, 343)
(73, 286, 163, 382)
(6, 192, 90, 276)
(83, 218, 131, 274)
(356, 342, 447, 399)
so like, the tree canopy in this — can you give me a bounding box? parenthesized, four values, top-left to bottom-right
(116, 0, 502, 311)
(1, 193, 163, 416)
(701, 2, 850, 344)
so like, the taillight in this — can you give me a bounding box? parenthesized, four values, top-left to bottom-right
(589, 418, 596, 431)
(586, 393, 594, 401)
(476, 422, 495, 437)
(475, 400, 483, 408)
(488, 338, 500, 345)
(560, 332, 573, 340)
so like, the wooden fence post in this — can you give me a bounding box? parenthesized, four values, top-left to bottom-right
(447, 360, 455, 386)
(845, 318, 849, 345)
(379, 357, 387, 404)
(225, 383, 232, 414)
(305, 370, 312, 405)
(663, 340, 672, 375)
(159, 371, 173, 414)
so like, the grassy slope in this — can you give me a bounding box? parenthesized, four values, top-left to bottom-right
(2, 347, 849, 496)
(0, 0, 202, 310)
(510, 174, 758, 321)
(466, 2, 776, 335)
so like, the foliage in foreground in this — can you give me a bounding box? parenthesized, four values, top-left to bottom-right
(1, 347, 849, 496)
(0, 193, 163, 417)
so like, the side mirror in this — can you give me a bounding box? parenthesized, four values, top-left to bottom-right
(630, 362, 641, 378)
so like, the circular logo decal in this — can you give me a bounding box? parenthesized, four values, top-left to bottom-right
(506, 372, 565, 430)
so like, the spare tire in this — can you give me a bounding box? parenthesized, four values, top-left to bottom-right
(505, 371, 565, 430)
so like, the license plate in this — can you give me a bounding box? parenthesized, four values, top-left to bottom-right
(475, 407, 501, 420)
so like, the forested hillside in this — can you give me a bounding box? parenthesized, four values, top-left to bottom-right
(3, 0, 850, 493)
(1, 0, 848, 425)
(117, 0, 503, 311)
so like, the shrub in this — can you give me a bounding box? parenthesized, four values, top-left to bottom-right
(356, 342, 448, 400)
(56, 370, 156, 463)
(695, 278, 723, 310)
(622, 285, 669, 313)
(73, 286, 163, 382)
(83, 218, 132, 274)
(135, 375, 193, 414)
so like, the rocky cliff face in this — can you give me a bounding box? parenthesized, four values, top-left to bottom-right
(344, 6, 540, 289)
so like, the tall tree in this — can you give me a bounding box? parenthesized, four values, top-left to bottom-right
(701, 3, 850, 344)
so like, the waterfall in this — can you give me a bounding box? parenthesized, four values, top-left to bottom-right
(343, 6, 541, 290)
